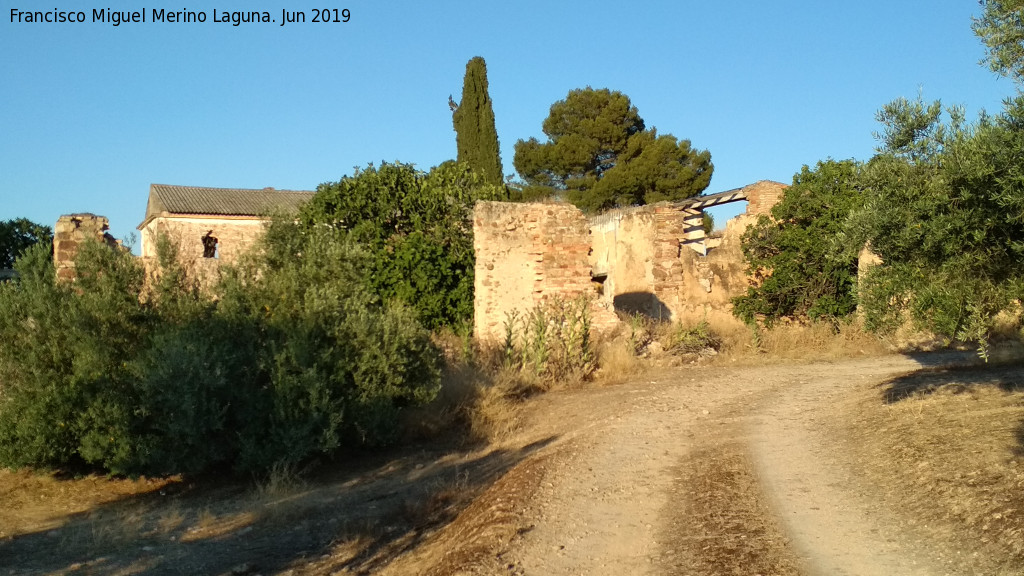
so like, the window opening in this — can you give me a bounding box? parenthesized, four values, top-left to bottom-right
(201, 231, 219, 259)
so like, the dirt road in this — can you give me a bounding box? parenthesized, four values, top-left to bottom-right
(482, 353, 974, 576)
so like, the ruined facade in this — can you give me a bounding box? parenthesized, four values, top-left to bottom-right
(53, 213, 122, 281)
(137, 184, 315, 282)
(473, 181, 789, 341)
(472, 202, 620, 341)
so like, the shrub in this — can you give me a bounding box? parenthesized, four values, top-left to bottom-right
(664, 320, 722, 354)
(0, 222, 442, 477)
(0, 241, 154, 473)
(500, 296, 595, 383)
(300, 161, 504, 330)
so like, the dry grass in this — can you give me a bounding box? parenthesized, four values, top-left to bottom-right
(713, 318, 890, 362)
(837, 361, 1024, 574)
(661, 443, 801, 575)
(464, 369, 539, 444)
(0, 469, 178, 540)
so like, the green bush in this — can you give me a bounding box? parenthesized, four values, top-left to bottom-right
(0, 222, 441, 477)
(300, 161, 504, 330)
(0, 242, 154, 473)
(664, 320, 721, 354)
(501, 296, 595, 382)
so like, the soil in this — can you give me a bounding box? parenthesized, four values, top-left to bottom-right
(415, 351, 1021, 576)
(3, 351, 1022, 575)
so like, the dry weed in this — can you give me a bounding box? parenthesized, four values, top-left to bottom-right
(593, 338, 646, 384)
(58, 505, 150, 556)
(248, 462, 314, 527)
(465, 371, 533, 444)
(716, 319, 889, 362)
(662, 443, 801, 575)
(156, 502, 185, 533)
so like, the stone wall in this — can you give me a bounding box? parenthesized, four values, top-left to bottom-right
(673, 213, 756, 328)
(473, 201, 618, 342)
(53, 214, 120, 281)
(473, 181, 792, 339)
(744, 180, 787, 216)
(587, 204, 695, 321)
(139, 216, 267, 285)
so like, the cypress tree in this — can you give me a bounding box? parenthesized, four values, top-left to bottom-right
(452, 56, 503, 185)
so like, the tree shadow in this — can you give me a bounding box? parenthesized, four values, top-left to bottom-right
(0, 435, 558, 575)
(876, 359, 1024, 459)
(878, 361, 1023, 404)
(613, 291, 672, 322)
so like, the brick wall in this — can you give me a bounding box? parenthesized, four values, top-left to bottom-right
(139, 216, 267, 286)
(473, 201, 618, 342)
(53, 214, 119, 282)
(743, 180, 787, 216)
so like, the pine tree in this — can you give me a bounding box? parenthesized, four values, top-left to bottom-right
(452, 57, 503, 185)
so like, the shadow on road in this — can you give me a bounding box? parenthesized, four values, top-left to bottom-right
(1, 435, 558, 575)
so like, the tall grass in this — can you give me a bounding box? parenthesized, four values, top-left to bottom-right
(501, 296, 595, 384)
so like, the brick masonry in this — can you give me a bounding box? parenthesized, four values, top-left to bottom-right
(473, 201, 618, 342)
(53, 214, 120, 282)
(473, 181, 795, 339)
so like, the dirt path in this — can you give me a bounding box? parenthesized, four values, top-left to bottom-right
(746, 358, 956, 576)
(490, 353, 974, 575)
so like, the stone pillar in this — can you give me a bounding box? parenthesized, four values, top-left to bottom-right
(651, 204, 688, 320)
(54, 214, 112, 281)
(743, 180, 787, 216)
(857, 243, 882, 313)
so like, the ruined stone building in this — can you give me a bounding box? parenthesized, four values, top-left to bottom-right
(136, 184, 314, 280)
(50, 184, 315, 285)
(473, 181, 788, 341)
(53, 213, 124, 281)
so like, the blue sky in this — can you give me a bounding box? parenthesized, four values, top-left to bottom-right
(0, 1, 1013, 244)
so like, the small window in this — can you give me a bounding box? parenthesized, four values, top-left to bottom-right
(201, 231, 219, 259)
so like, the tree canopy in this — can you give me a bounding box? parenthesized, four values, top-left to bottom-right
(0, 218, 52, 269)
(732, 159, 865, 326)
(973, 0, 1024, 84)
(300, 161, 504, 330)
(513, 88, 713, 212)
(452, 56, 503, 186)
(849, 95, 1024, 355)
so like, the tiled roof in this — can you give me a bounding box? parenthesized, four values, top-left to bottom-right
(140, 184, 315, 228)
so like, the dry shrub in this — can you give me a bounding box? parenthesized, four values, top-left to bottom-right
(251, 461, 309, 506)
(593, 338, 646, 384)
(717, 319, 889, 362)
(58, 504, 152, 556)
(464, 370, 536, 444)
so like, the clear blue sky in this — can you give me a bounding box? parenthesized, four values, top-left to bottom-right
(0, 1, 1013, 244)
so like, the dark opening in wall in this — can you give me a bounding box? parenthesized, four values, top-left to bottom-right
(591, 271, 607, 296)
(201, 231, 219, 259)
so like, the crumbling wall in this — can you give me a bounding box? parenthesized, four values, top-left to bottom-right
(674, 214, 754, 328)
(672, 181, 788, 327)
(473, 201, 618, 342)
(589, 206, 658, 316)
(744, 180, 786, 216)
(588, 204, 692, 321)
(473, 181, 790, 339)
(54, 214, 119, 281)
(139, 216, 267, 285)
